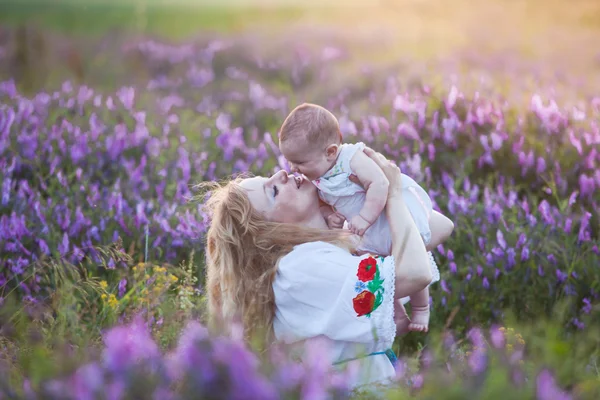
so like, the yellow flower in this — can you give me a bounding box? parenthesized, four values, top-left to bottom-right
(99, 281, 108, 289)
(101, 293, 107, 300)
(169, 275, 178, 283)
(108, 294, 118, 308)
(153, 266, 166, 274)
(517, 338, 526, 345)
(507, 344, 514, 351)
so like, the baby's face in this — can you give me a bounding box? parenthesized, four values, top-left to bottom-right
(279, 139, 336, 181)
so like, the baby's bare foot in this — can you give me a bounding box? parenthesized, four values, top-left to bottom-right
(395, 302, 411, 336)
(408, 305, 430, 332)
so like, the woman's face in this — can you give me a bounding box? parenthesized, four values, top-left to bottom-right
(240, 171, 319, 224)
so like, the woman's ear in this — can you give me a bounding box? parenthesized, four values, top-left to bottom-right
(325, 144, 339, 161)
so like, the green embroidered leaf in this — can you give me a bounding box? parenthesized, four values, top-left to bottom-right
(373, 291, 384, 310)
(367, 280, 380, 292)
(367, 277, 384, 292)
(366, 280, 374, 292)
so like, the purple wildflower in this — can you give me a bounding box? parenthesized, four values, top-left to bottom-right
(58, 233, 69, 256)
(489, 326, 505, 349)
(572, 318, 585, 330)
(482, 277, 490, 289)
(118, 279, 127, 298)
(102, 317, 160, 374)
(536, 369, 573, 400)
(582, 298, 592, 314)
(556, 269, 568, 284)
(496, 229, 506, 249)
(449, 262, 457, 274)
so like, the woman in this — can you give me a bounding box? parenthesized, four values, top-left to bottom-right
(201, 147, 453, 387)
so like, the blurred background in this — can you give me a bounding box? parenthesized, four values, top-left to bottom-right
(1, 2, 600, 397)
(1, 0, 599, 96)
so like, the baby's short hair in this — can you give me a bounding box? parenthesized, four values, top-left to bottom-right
(278, 103, 341, 148)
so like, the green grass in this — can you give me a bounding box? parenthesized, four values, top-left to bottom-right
(0, 1, 310, 38)
(2, 0, 600, 98)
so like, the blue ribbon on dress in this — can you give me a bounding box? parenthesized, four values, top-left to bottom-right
(332, 348, 398, 369)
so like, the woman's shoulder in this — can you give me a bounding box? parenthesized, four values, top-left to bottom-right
(275, 241, 350, 291)
(281, 241, 349, 262)
(278, 241, 356, 272)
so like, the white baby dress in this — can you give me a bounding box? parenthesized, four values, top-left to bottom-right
(312, 141, 440, 285)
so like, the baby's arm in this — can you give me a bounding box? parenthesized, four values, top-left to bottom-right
(348, 150, 389, 235)
(426, 210, 454, 251)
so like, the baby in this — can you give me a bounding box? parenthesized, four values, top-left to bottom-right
(277, 103, 449, 334)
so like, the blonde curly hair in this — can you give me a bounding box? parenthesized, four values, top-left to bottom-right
(197, 175, 354, 345)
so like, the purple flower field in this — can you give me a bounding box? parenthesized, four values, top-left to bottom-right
(1, 5, 600, 398)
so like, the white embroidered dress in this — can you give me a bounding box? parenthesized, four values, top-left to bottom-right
(273, 241, 398, 388)
(313, 142, 440, 284)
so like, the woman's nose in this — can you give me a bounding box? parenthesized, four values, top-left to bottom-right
(269, 170, 288, 184)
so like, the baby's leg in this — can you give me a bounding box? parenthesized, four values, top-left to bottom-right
(394, 300, 411, 336)
(408, 288, 430, 332)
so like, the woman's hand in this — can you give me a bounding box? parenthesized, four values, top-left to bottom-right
(361, 147, 403, 200)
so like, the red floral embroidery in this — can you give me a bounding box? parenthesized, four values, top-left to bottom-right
(352, 255, 385, 317)
(357, 257, 377, 282)
(353, 291, 375, 316)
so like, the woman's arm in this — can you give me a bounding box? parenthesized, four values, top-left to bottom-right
(426, 210, 454, 251)
(362, 148, 432, 298)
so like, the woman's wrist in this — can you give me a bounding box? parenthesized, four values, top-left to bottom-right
(386, 173, 404, 201)
(387, 190, 404, 203)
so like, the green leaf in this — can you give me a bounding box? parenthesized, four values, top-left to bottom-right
(367, 278, 383, 293)
(373, 291, 384, 311)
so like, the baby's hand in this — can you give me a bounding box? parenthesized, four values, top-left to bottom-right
(349, 215, 372, 236)
(326, 212, 346, 230)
